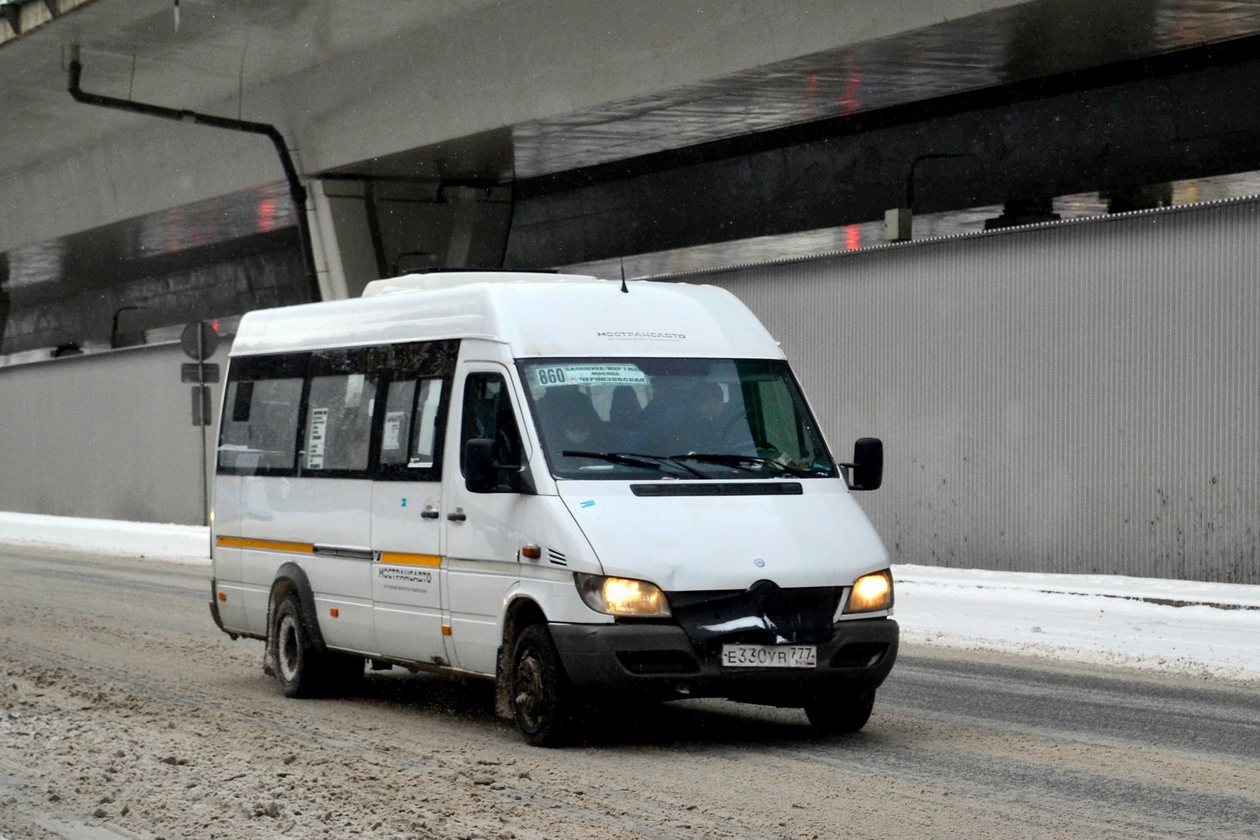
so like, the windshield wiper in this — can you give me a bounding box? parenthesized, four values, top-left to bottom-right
(668, 453, 811, 477)
(563, 451, 707, 478)
(563, 450, 661, 470)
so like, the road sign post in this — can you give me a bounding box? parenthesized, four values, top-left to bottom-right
(181, 321, 219, 526)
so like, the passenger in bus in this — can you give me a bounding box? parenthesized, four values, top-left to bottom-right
(609, 385, 642, 427)
(638, 376, 693, 454)
(680, 380, 756, 455)
(606, 385, 644, 449)
(542, 387, 606, 451)
(687, 380, 733, 453)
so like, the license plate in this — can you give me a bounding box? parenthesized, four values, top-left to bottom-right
(720, 644, 817, 668)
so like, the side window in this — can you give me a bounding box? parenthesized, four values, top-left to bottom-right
(217, 354, 307, 475)
(303, 370, 377, 472)
(380, 377, 444, 469)
(376, 340, 457, 482)
(460, 373, 523, 491)
(218, 342, 458, 481)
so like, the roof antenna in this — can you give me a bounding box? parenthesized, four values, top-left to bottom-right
(619, 258, 629, 293)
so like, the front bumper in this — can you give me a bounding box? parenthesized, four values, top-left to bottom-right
(549, 617, 898, 704)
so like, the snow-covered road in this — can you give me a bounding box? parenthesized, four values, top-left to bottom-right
(2, 511, 1257, 683)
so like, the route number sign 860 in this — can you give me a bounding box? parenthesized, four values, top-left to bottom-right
(535, 367, 568, 386)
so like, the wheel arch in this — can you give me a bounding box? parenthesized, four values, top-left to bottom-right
(493, 592, 549, 719)
(264, 562, 328, 675)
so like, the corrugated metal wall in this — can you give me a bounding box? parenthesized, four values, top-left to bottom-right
(3, 198, 1255, 580)
(0, 343, 225, 525)
(695, 200, 1260, 583)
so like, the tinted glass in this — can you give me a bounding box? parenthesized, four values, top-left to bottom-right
(381, 377, 444, 469)
(303, 372, 376, 472)
(460, 373, 524, 491)
(519, 358, 837, 480)
(218, 377, 304, 472)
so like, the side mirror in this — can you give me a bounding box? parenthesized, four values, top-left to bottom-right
(464, 438, 497, 493)
(844, 437, 883, 491)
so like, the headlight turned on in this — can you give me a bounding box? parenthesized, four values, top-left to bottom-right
(844, 569, 894, 614)
(575, 574, 672, 617)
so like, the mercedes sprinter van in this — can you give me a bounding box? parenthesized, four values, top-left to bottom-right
(210, 272, 896, 746)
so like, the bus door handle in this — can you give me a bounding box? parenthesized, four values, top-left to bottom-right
(447, 508, 467, 522)
(421, 506, 440, 520)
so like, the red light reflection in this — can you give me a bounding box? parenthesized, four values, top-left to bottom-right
(258, 200, 277, 233)
(840, 72, 862, 116)
(845, 224, 861, 251)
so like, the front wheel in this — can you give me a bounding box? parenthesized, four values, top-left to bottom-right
(803, 689, 876, 735)
(511, 625, 579, 747)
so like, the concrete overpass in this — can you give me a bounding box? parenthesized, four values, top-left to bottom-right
(5, 0, 1260, 335)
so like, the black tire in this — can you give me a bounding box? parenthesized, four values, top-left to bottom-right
(271, 597, 363, 698)
(273, 596, 320, 698)
(510, 625, 578, 747)
(803, 689, 875, 736)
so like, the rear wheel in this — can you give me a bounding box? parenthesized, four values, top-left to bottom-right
(511, 625, 578, 747)
(272, 596, 362, 698)
(273, 597, 318, 697)
(803, 689, 875, 735)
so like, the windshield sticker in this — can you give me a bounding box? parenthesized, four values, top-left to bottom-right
(531, 364, 648, 388)
(307, 408, 328, 469)
(382, 410, 406, 451)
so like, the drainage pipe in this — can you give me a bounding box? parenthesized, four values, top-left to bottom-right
(67, 45, 321, 303)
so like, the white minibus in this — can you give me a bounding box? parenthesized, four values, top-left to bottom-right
(209, 272, 897, 746)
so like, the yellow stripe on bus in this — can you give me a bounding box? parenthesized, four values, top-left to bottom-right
(216, 535, 315, 554)
(379, 552, 442, 567)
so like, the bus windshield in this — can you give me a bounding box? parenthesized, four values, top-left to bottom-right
(518, 358, 838, 480)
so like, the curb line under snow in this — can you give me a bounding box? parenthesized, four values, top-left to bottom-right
(3, 512, 1259, 682)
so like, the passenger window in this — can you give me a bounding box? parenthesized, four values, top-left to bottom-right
(219, 342, 457, 480)
(412, 379, 444, 466)
(460, 373, 523, 491)
(218, 377, 303, 472)
(380, 377, 444, 469)
(304, 372, 377, 472)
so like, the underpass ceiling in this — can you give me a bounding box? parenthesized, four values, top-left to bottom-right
(504, 0, 1260, 180)
(4, 0, 1260, 196)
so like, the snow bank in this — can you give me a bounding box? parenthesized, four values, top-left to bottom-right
(0, 512, 209, 565)
(895, 564, 1260, 682)
(1, 512, 1257, 682)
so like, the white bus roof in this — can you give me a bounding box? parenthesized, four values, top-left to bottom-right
(229, 273, 785, 360)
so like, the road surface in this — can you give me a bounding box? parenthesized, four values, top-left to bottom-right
(1, 546, 1257, 839)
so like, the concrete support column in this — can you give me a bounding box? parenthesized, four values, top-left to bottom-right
(444, 185, 486, 269)
(318, 179, 382, 299)
(317, 178, 513, 297)
(0, 254, 9, 351)
(308, 180, 351, 302)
